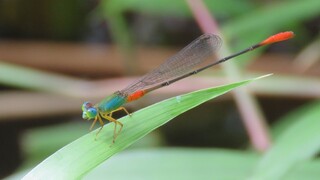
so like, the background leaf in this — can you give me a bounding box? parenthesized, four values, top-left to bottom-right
(251, 101, 320, 179)
(84, 148, 320, 180)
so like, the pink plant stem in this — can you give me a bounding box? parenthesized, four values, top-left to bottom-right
(186, 0, 271, 152)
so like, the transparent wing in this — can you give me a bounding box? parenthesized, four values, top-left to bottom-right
(120, 34, 222, 96)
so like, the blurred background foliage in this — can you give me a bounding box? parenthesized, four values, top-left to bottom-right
(0, 0, 320, 179)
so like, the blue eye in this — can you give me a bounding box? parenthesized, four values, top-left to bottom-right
(86, 107, 98, 119)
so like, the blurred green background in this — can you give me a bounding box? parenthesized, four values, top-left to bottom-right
(0, 0, 319, 179)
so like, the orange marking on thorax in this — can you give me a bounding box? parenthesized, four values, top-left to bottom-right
(127, 90, 146, 102)
(260, 31, 294, 46)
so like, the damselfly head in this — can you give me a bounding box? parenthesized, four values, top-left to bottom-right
(82, 101, 97, 120)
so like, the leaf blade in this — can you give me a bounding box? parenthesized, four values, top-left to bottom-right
(22, 75, 270, 179)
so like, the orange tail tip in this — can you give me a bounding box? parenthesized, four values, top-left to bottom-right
(260, 31, 295, 46)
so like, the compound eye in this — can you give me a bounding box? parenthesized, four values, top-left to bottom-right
(86, 107, 97, 119)
(82, 102, 93, 111)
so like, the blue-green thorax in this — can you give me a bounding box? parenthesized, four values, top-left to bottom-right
(97, 93, 126, 113)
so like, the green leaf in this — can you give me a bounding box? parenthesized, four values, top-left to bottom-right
(22, 75, 270, 179)
(12, 148, 320, 179)
(84, 148, 320, 180)
(85, 148, 259, 180)
(271, 101, 320, 139)
(251, 101, 320, 180)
